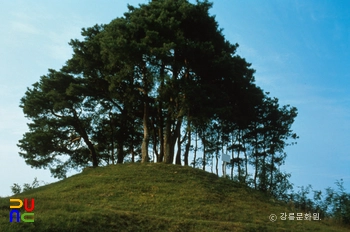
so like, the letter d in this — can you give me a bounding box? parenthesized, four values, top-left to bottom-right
(10, 199, 23, 209)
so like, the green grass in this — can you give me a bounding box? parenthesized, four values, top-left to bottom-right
(1, 163, 349, 231)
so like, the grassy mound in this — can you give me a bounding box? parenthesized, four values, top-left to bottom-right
(0, 163, 348, 231)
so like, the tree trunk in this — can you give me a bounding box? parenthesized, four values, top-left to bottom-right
(164, 112, 179, 164)
(202, 131, 206, 171)
(237, 129, 242, 181)
(231, 144, 234, 180)
(109, 113, 115, 165)
(222, 142, 226, 177)
(237, 145, 241, 181)
(141, 62, 150, 163)
(151, 116, 159, 161)
(157, 102, 164, 162)
(78, 126, 98, 167)
(244, 144, 248, 183)
(175, 119, 182, 165)
(117, 141, 124, 163)
(202, 143, 206, 171)
(193, 130, 197, 168)
(184, 121, 191, 166)
(158, 62, 165, 162)
(175, 137, 181, 165)
(261, 155, 267, 191)
(215, 142, 219, 176)
(253, 133, 258, 189)
(163, 112, 172, 163)
(269, 154, 274, 192)
(131, 133, 135, 163)
(141, 100, 150, 163)
(164, 50, 179, 164)
(72, 110, 98, 167)
(86, 139, 98, 167)
(117, 124, 124, 164)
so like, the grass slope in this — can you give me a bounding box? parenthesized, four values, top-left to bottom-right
(0, 163, 348, 232)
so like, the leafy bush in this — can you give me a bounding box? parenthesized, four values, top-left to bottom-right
(291, 179, 350, 226)
(10, 183, 22, 195)
(10, 177, 40, 195)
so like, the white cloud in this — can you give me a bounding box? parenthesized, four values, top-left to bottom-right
(10, 21, 40, 35)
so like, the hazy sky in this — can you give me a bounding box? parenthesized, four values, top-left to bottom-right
(1, 0, 349, 197)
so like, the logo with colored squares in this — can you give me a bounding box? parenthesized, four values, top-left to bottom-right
(9, 198, 35, 223)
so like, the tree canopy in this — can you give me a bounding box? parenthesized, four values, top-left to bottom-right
(18, 0, 297, 197)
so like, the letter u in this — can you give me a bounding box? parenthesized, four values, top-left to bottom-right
(24, 198, 35, 212)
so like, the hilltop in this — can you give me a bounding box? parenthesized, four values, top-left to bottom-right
(0, 163, 348, 231)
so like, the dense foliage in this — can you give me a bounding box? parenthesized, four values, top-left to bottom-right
(290, 180, 350, 225)
(18, 0, 298, 200)
(15, 1, 350, 226)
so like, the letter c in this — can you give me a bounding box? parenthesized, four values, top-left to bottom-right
(21, 213, 34, 223)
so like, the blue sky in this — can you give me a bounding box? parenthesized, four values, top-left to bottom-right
(1, 0, 349, 197)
